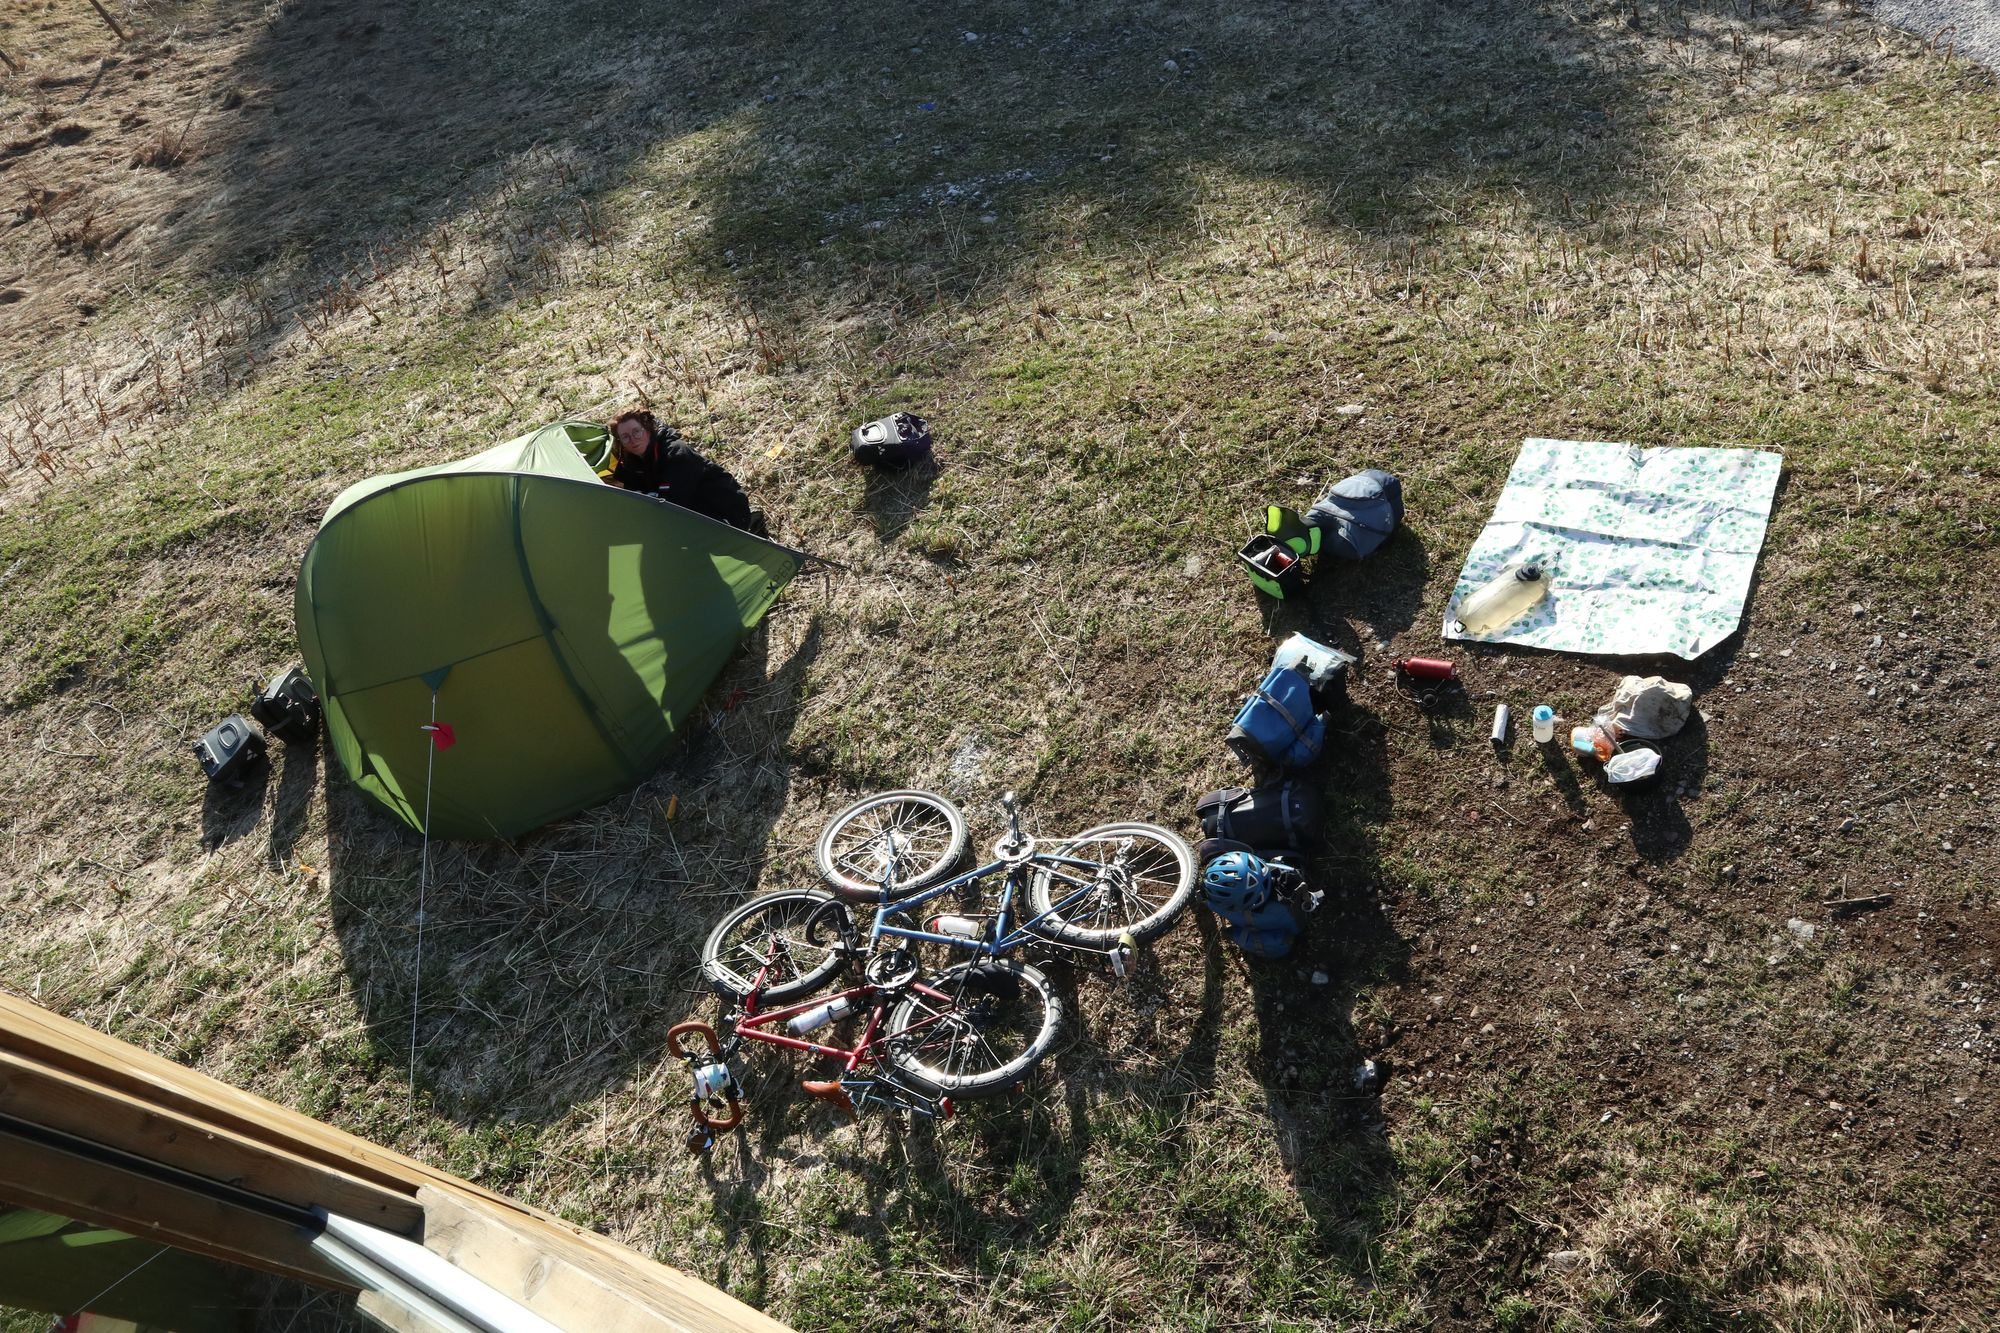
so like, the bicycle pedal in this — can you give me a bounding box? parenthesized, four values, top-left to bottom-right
(685, 1125, 716, 1155)
(800, 1078, 858, 1118)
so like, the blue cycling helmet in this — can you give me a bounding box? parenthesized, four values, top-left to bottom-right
(1202, 851, 1273, 914)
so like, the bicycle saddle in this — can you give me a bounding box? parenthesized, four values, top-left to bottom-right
(800, 1079, 857, 1118)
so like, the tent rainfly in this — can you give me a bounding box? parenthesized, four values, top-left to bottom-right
(296, 422, 803, 840)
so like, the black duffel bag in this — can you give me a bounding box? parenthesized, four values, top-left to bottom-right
(1195, 781, 1322, 852)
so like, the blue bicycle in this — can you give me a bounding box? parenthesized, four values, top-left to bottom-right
(817, 789, 1197, 966)
(701, 793, 1197, 998)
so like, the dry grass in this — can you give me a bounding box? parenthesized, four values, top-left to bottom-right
(3, 0, 2000, 1328)
(1535, 1173, 1898, 1329)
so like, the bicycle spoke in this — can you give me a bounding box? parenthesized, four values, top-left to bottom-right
(720, 918, 831, 988)
(834, 845, 884, 878)
(818, 793, 969, 901)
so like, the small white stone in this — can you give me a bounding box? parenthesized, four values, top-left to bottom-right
(1787, 918, 1816, 941)
(1335, 403, 1367, 415)
(1163, 58, 1179, 71)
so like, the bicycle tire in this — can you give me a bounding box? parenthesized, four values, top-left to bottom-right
(699, 890, 850, 1002)
(1026, 822, 1198, 946)
(814, 789, 970, 902)
(881, 960, 1062, 1099)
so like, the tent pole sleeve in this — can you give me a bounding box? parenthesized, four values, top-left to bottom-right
(506, 477, 643, 781)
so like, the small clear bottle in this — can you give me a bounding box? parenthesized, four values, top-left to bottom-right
(1454, 562, 1550, 635)
(1531, 705, 1556, 744)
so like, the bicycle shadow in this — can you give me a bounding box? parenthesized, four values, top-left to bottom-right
(690, 1045, 1096, 1294)
(691, 910, 1211, 1284)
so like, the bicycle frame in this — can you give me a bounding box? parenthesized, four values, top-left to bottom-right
(866, 850, 1134, 963)
(675, 943, 971, 1138)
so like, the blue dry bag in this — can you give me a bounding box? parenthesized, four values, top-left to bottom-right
(1226, 666, 1326, 770)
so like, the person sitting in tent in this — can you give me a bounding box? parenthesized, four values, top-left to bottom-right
(607, 406, 766, 536)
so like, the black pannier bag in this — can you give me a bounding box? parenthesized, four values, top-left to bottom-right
(194, 715, 267, 785)
(1195, 781, 1323, 852)
(250, 666, 321, 745)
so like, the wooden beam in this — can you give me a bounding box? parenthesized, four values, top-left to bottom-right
(0, 1048, 422, 1235)
(0, 991, 793, 1331)
(416, 1186, 791, 1333)
(0, 992, 470, 1198)
(0, 1124, 348, 1290)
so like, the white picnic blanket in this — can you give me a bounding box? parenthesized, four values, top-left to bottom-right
(1442, 439, 1783, 659)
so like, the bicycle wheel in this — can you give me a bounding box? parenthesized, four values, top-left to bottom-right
(699, 890, 850, 1002)
(881, 960, 1063, 1099)
(815, 790, 970, 902)
(1026, 822, 1198, 946)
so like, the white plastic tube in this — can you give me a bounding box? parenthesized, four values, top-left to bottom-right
(312, 1211, 568, 1333)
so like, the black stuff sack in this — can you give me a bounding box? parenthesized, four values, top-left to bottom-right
(1195, 782, 1323, 852)
(1306, 469, 1403, 560)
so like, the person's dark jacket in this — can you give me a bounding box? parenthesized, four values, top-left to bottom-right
(609, 436, 755, 531)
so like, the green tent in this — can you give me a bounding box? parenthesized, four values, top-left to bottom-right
(0, 1208, 238, 1332)
(296, 422, 803, 840)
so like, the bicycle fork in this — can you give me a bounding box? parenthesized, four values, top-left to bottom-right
(666, 1020, 745, 1154)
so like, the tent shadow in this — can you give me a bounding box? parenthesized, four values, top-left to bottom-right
(323, 611, 825, 1124)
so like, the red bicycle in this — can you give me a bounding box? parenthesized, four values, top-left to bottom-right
(667, 890, 1062, 1151)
